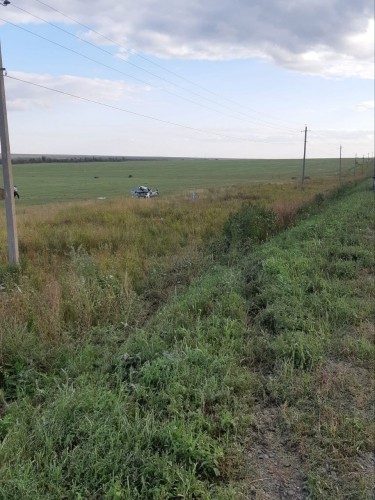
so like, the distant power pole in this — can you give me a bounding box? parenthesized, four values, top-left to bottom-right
(339, 145, 342, 184)
(301, 125, 307, 188)
(0, 44, 19, 265)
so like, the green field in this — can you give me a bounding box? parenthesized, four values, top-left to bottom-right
(8, 157, 358, 205)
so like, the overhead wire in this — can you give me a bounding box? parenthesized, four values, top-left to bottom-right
(5, 73, 270, 143)
(25, 0, 300, 132)
(11, 4, 225, 100)
(0, 4, 364, 162)
(2, 13, 297, 131)
(0, 2, 315, 157)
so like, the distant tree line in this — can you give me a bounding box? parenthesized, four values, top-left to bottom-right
(6, 155, 187, 164)
(9, 155, 132, 165)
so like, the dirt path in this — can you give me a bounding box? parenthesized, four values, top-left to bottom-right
(243, 408, 308, 499)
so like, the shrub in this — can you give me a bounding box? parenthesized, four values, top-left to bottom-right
(223, 203, 277, 250)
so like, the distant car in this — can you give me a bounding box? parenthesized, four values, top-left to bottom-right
(131, 186, 159, 198)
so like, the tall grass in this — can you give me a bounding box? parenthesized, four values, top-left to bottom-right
(2, 178, 356, 349)
(0, 177, 373, 498)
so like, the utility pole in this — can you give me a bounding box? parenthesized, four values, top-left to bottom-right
(339, 145, 342, 184)
(354, 154, 357, 177)
(0, 43, 19, 265)
(301, 125, 307, 188)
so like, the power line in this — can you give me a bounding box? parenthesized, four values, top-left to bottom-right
(2, 14, 298, 132)
(12, 4, 223, 101)
(5, 73, 269, 143)
(26, 0, 300, 132)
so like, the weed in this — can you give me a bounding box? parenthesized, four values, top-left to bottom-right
(270, 331, 325, 370)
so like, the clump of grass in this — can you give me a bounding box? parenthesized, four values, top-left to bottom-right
(273, 199, 304, 228)
(223, 203, 277, 250)
(270, 330, 325, 370)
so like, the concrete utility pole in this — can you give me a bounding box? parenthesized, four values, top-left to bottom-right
(301, 125, 307, 188)
(0, 43, 19, 265)
(339, 145, 342, 184)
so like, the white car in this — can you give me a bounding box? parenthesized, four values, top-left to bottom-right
(131, 186, 159, 198)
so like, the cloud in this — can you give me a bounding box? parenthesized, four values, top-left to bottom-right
(2, 0, 373, 78)
(5, 72, 139, 111)
(355, 100, 375, 110)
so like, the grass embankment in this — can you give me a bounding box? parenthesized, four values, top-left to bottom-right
(0, 180, 374, 498)
(239, 184, 374, 498)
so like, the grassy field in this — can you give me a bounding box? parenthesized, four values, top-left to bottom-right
(7, 157, 361, 205)
(0, 168, 374, 498)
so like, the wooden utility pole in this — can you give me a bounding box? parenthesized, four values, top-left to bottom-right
(339, 145, 342, 184)
(0, 44, 19, 265)
(301, 125, 307, 188)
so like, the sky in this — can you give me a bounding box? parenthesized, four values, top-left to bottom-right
(0, 0, 374, 159)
